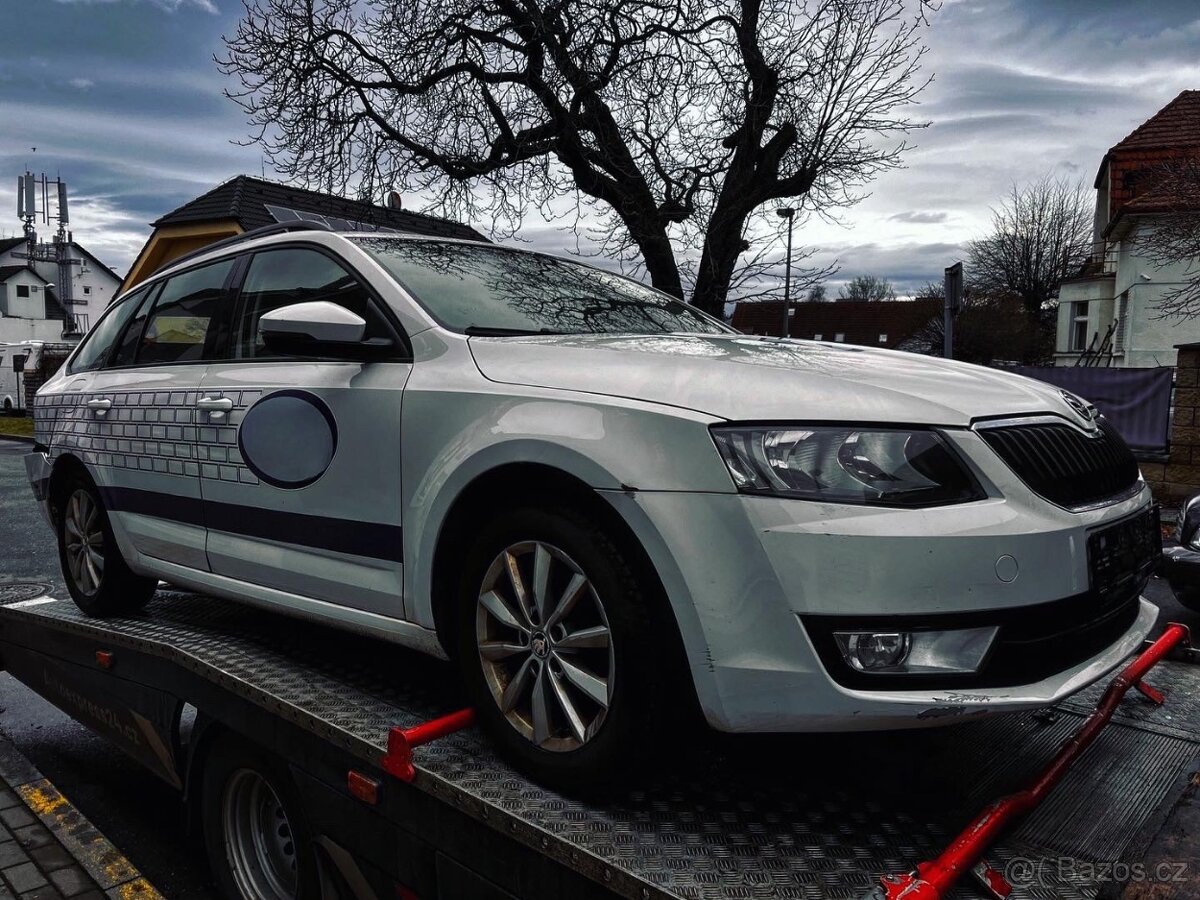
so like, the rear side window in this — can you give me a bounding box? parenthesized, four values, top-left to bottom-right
(67, 287, 149, 374)
(135, 259, 233, 365)
(233, 248, 390, 359)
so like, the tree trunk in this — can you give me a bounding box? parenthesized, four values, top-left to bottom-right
(691, 198, 753, 317)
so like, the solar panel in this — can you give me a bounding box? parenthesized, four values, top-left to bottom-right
(264, 204, 401, 233)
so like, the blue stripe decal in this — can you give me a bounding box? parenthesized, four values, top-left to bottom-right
(101, 486, 403, 563)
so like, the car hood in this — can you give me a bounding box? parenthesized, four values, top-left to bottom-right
(468, 333, 1082, 426)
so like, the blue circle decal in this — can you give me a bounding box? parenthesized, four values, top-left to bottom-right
(238, 390, 337, 488)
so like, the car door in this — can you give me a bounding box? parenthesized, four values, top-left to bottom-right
(86, 257, 236, 571)
(197, 245, 410, 617)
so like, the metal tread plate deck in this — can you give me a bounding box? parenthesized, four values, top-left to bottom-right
(1, 592, 1197, 900)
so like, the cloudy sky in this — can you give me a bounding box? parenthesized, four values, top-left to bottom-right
(1, 0, 1199, 296)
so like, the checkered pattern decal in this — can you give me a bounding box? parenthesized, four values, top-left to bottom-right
(34, 390, 263, 485)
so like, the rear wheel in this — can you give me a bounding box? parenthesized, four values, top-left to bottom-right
(201, 734, 319, 900)
(456, 506, 669, 792)
(2, 398, 12, 416)
(55, 472, 156, 616)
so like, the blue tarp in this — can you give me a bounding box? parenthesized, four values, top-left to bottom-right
(1009, 366, 1173, 455)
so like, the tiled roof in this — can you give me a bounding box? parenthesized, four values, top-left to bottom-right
(153, 175, 487, 242)
(0, 264, 48, 284)
(1110, 91, 1200, 153)
(731, 298, 941, 349)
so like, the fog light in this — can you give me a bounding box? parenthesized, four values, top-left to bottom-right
(837, 632, 911, 671)
(834, 626, 998, 675)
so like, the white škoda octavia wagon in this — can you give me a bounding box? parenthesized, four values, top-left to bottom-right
(26, 225, 1160, 788)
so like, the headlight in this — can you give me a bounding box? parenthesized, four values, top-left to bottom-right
(711, 425, 985, 507)
(834, 626, 998, 674)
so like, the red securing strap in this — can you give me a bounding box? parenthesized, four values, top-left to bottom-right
(867, 623, 1191, 900)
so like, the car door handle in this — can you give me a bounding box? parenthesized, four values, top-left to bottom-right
(85, 398, 111, 413)
(196, 397, 234, 412)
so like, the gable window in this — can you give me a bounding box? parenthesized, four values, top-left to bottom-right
(878, 333, 888, 343)
(83, 285, 92, 296)
(15, 285, 29, 298)
(1069, 301, 1090, 352)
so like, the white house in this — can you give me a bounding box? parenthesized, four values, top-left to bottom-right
(0, 235, 121, 345)
(1055, 91, 1200, 367)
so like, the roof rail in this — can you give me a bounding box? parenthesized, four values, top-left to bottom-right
(151, 220, 336, 277)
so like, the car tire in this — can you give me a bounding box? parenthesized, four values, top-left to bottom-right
(55, 471, 156, 617)
(201, 733, 319, 900)
(456, 505, 670, 793)
(1173, 586, 1200, 612)
(2, 399, 12, 416)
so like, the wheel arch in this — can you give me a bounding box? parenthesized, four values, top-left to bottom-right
(47, 453, 92, 528)
(424, 459, 703, 718)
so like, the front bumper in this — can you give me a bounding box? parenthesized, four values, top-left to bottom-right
(24, 450, 54, 530)
(619, 485, 1158, 733)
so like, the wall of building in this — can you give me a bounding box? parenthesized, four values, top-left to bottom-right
(1144, 346, 1200, 507)
(1116, 223, 1200, 367)
(0, 242, 120, 335)
(0, 317, 69, 344)
(0, 269, 47, 319)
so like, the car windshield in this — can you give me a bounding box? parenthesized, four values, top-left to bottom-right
(352, 238, 732, 336)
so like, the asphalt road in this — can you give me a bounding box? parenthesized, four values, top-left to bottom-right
(0, 436, 1197, 900)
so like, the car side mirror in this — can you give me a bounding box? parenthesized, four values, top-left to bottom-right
(259, 301, 393, 358)
(1179, 495, 1200, 550)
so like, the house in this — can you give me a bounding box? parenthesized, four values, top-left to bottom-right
(731, 297, 941, 349)
(124, 175, 488, 290)
(1055, 91, 1200, 366)
(0, 236, 121, 344)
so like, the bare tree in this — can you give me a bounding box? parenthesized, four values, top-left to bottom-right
(902, 282, 1053, 364)
(806, 284, 828, 302)
(967, 175, 1092, 316)
(1131, 157, 1200, 319)
(220, 0, 934, 315)
(838, 274, 896, 301)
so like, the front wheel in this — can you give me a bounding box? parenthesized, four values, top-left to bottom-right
(456, 506, 670, 792)
(55, 472, 156, 616)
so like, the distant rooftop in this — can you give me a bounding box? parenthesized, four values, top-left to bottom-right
(731, 297, 940, 350)
(154, 175, 487, 242)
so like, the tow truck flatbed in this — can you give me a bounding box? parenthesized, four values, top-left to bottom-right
(0, 588, 1196, 900)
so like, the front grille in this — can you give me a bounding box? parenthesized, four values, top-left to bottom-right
(978, 417, 1139, 510)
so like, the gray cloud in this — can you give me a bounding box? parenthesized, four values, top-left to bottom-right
(889, 211, 949, 224)
(2, 0, 1200, 291)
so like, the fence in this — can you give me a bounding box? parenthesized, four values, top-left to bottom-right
(1009, 366, 1173, 457)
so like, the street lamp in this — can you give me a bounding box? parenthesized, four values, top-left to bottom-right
(776, 207, 796, 337)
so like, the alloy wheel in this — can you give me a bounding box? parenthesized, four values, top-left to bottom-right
(475, 541, 614, 752)
(222, 769, 298, 900)
(64, 489, 104, 597)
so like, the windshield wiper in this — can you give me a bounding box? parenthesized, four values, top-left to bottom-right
(463, 325, 570, 337)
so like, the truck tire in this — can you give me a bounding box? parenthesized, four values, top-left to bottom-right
(55, 471, 156, 616)
(456, 505, 668, 794)
(201, 734, 319, 900)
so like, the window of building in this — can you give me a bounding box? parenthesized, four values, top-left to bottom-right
(1069, 301, 1090, 351)
(1115, 291, 1129, 353)
(834, 333, 845, 342)
(813, 333, 823, 341)
(83, 285, 92, 296)
(878, 333, 888, 343)
(15, 285, 29, 298)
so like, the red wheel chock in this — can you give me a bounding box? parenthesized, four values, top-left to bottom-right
(864, 623, 1191, 900)
(381, 708, 476, 782)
